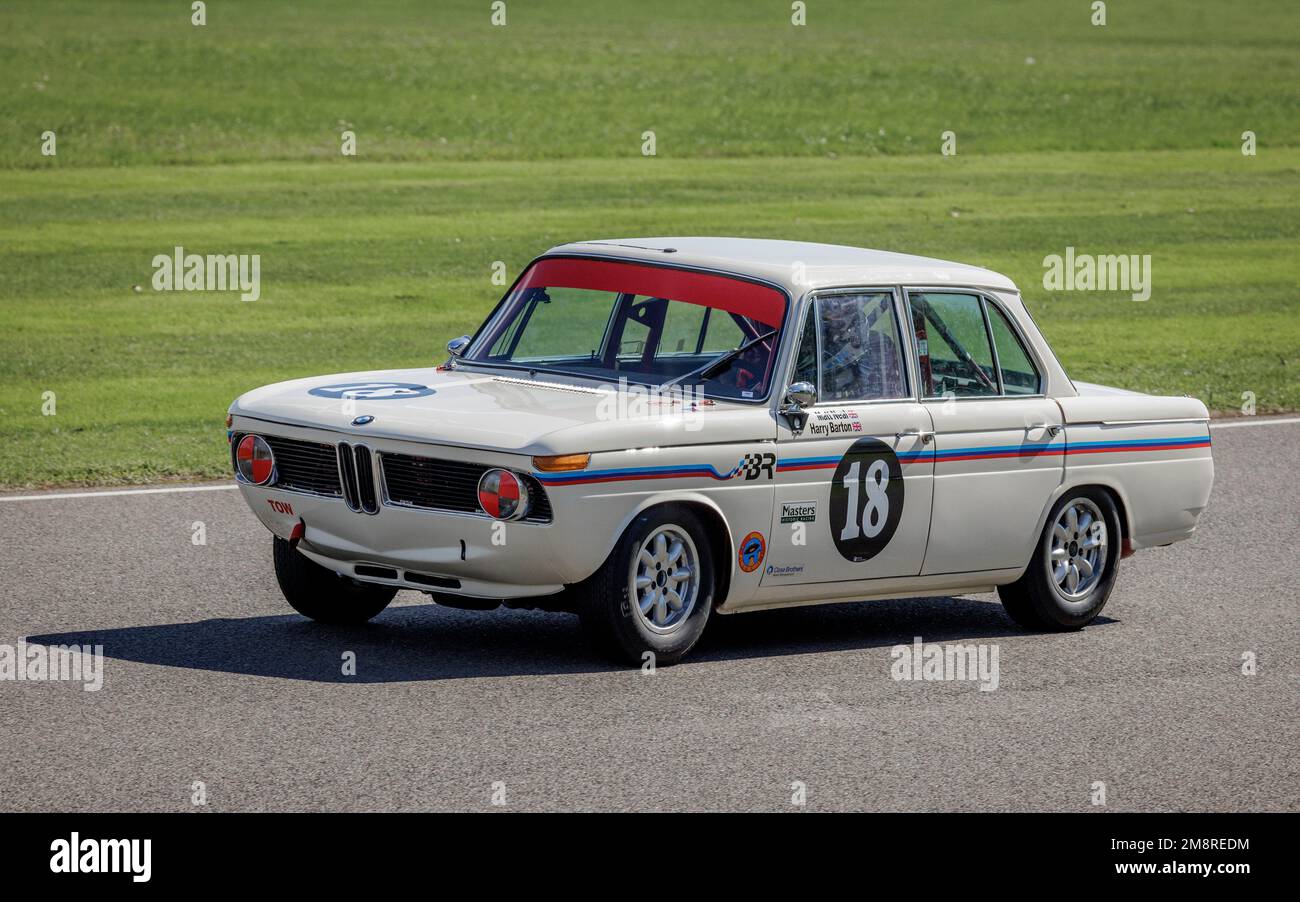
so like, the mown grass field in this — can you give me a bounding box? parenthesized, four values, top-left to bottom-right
(0, 0, 1297, 487)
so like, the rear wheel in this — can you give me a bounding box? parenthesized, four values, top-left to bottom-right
(272, 537, 397, 624)
(576, 506, 715, 666)
(998, 488, 1122, 630)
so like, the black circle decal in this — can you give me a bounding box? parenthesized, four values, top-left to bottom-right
(829, 437, 904, 562)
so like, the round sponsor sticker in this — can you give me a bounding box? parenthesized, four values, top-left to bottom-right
(308, 381, 435, 400)
(738, 530, 767, 573)
(829, 437, 904, 563)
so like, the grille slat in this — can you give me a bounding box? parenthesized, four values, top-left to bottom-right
(381, 452, 552, 522)
(337, 443, 360, 511)
(236, 434, 342, 497)
(354, 446, 378, 514)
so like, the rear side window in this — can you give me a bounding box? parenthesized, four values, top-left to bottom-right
(987, 303, 1041, 394)
(907, 292, 1042, 398)
(909, 293, 998, 398)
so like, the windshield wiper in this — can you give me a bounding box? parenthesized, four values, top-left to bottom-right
(661, 329, 777, 390)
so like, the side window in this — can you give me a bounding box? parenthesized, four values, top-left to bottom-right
(491, 287, 616, 361)
(909, 293, 998, 398)
(700, 309, 744, 352)
(817, 292, 908, 402)
(792, 304, 818, 387)
(615, 297, 655, 358)
(987, 303, 1041, 394)
(656, 298, 706, 355)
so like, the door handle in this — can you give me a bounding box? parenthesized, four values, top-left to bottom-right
(1027, 423, 1064, 438)
(897, 428, 935, 444)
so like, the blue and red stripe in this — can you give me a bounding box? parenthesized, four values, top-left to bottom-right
(534, 435, 1211, 486)
(535, 460, 744, 487)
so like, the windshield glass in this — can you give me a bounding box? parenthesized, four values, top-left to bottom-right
(465, 257, 788, 401)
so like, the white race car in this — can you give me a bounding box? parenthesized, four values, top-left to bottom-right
(229, 238, 1214, 664)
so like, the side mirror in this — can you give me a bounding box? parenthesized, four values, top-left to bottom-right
(446, 335, 471, 358)
(781, 381, 817, 414)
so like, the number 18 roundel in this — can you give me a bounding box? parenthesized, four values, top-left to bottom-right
(829, 437, 904, 562)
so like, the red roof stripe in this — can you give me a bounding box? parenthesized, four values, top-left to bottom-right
(524, 257, 786, 329)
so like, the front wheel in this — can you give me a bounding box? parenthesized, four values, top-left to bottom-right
(272, 537, 397, 624)
(576, 506, 716, 666)
(998, 488, 1122, 630)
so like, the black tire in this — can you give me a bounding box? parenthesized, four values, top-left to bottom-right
(272, 536, 397, 624)
(998, 488, 1122, 630)
(576, 505, 716, 666)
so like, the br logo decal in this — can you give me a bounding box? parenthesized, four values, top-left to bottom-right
(829, 437, 904, 562)
(308, 381, 435, 400)
(738, 452, 775, 480)
(738, 531, 767, 572)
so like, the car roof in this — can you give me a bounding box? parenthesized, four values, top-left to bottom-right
(543, 237, 1018, 294)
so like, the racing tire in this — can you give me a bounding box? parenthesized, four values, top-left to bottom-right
(272, 536, 397, 625)
(998, 488, 1122, 630)
(576, 505, 715, 666)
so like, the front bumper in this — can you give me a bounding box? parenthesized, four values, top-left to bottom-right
(230, 416, 578, 599)
(240, 480, 567, 598)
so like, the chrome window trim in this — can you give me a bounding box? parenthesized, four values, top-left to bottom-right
(977, 293, 1005, 394)
(789, 285, 914, 406)
(1097, 417, 1212, 426)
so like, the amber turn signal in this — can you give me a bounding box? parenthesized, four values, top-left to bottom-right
(532, 453, 590, 472)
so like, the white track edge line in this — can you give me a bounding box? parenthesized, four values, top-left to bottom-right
(1209, 417, 1300, 430)
(0, 484, 238, 502)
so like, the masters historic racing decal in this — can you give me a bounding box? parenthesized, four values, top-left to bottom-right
(780, 501, 817, 523)
(829, 437, 904, 562)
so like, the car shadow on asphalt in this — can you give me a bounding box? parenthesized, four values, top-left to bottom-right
(27, 596, 1116, 683)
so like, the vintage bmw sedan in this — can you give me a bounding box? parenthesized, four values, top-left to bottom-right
(228, 238, 1214, 664)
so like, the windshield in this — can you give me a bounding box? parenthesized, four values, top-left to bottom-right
(465, 257, 788, 401)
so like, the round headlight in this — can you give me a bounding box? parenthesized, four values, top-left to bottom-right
(477, 468, 530, 521)
(236, 434, 276, 486)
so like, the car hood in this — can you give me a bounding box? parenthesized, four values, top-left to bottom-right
(229, 366, 772, 455)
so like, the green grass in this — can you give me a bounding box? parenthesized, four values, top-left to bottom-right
(0, 1, 1296, 487)
(3, 0, 1297, 166)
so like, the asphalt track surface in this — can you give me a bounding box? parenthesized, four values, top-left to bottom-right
(1, 418, 1296, 812)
